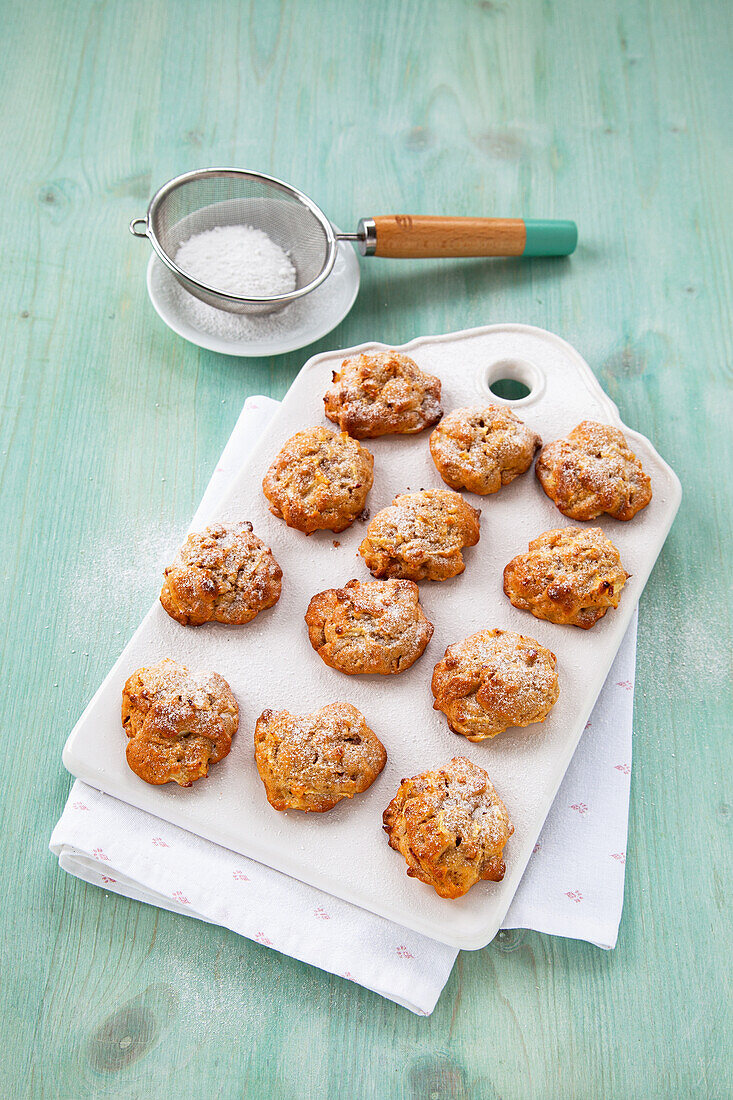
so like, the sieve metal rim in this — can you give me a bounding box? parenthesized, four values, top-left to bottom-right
(136, 168, 339, 307)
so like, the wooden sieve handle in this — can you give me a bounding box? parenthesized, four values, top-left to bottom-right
(365, 216, 577, 258)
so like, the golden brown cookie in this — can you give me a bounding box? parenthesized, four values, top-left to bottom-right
(160, 522, 282, 626)
(358, 489, 481, 582)
(254, 702, 387, 812)
(431, 629, 559, 741)
(305, 578, 433, 675)
(503, 526, 629, 629)
(383, 756, 513, 899)
(262, 427, 374, 534)
(122, 658, 239, 787)
(324, 350, 442, 438)
(535, 420, 652, 521)
(429, 404, 541, 495)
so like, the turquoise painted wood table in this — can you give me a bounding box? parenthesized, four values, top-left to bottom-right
(1, 1, 730, 1096)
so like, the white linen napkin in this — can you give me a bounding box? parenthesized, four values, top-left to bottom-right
(51, 396, 636, 1016)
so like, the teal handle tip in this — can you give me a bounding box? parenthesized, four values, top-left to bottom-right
(523, 219, 578, 257)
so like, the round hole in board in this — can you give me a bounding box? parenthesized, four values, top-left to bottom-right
(481, 357, 545, 407)
(490, 377, 531, 401)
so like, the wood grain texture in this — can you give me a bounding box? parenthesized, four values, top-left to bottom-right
(0, 0, 730, 1097)
(373, 216, 526, 256)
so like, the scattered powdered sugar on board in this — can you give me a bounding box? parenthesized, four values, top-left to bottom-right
(175, 225, 297, 297)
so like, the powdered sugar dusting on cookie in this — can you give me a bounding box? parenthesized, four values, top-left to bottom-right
(254, 703, 387, 812)
(305, 578, 433, 675)
(324, 351, 443, 438)
(430, 404, 541, 495)
(383, 756, 512, 897)
(359, 489, 480, 582)
(432, 629, 559, 740)
(161, 521, 282, 626)
(122, 658, 238, 786)
(536, 420, 652, 521)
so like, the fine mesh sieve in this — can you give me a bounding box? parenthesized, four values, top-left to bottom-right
(129, 169, 343, 315)
(130, 168, 578, 316)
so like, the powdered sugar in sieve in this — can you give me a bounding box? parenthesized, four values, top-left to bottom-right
(175, 225, 297, 299)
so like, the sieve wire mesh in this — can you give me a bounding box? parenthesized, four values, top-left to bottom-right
(147, 171, 335, 314)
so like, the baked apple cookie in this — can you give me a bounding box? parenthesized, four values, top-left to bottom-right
(305, 578, 433, 675)
(254, 702, 387, 812)
(503, 526, 629, 629)
(383, 756, 513, 899)
(535, 420, 652, 521)
(262, 427, 374, 534)
(323, 350, 442, 438)
(122, 658, 238, 787)
(429, 404, 541, 495)
(431, 629, 559, 741)
(160, 522, 282, 626)
(358, 489, 481, 582)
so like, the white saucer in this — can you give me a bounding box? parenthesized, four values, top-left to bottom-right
(146, 237, 360, 357)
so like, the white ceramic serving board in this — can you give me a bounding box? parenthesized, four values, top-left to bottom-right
(63, 324, 681, 950)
